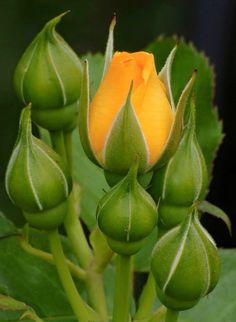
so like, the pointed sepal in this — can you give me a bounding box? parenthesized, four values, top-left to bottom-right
(102, 15, 116, 79)
(159, 46, 177, 110)
(78, 60, 100, 165)
(103, 83, 149, 174)
(154, 70, 197, 169)
(198, 200, 232, 236)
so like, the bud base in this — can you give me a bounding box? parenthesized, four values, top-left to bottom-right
(156, 284, 199, 311)
(23, 200, 68, 230)
(107, 237, 145, 255)
(32, 100, 79, 132)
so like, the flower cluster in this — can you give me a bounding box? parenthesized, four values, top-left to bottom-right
(5, 13, 223, 319)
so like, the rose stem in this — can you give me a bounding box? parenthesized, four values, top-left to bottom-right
(113, 254, 132, 322)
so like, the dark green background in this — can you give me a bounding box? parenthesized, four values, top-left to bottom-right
(0, 0, 235, 244)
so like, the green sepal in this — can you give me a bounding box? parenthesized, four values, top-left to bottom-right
(192, 214, 221, 295)
(104, 169, 153, 188)
(159, 45, 177, 110)
(78, 60, 100, 165)
(103, 83, 149, 174)
(198, 200, 232, 236)
(154, 70, 196, 169)
(102, 15, 116, 79)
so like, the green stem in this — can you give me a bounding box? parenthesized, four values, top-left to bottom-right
(50, 130, 67, 162)
(63, 131, 108, 321)
(165, 309, 179, 322)
(64, 189, 93, 268)
(65, 185, 109, 321)
(18, 236, 86, 281)
(113, 255, 132, 322)
(134, 273, 156, 320)
(86, 266, 108, 320)
(48, 229, 95, 322)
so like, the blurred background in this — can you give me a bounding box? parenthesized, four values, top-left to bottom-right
(0, 0, 235, 246)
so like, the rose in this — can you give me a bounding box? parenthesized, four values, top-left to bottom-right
(89, 51, 173, 174)
(79, 48, 196, 177)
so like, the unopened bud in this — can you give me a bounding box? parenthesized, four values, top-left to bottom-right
(149, 102, 208, 229)
(97, 162, 157, 255)
(5, 106, 72, 229)
(14, 13, 83, 131)
(151, 210, 220, 311)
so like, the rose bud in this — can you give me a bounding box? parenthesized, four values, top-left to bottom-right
(151, 210, 220, 311)
(97, 162, 157, 255)
(14, 13, 83, 132)
(149, 100, 208, 230)
(5, 105, 72, 230)
(79, 45, 196, 181)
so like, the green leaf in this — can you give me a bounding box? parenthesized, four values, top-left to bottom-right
(0, 213, 82, 321)
(180, 249, 236, 322)
(146, 37, 223, 178)
(198, 200, 232, 235)
(0, 212, 18, 238)
(0, 178, 25, 227)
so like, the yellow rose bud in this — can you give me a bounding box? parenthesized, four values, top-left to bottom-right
(89, 51, 173, 172)
(79, 46, 196, 177)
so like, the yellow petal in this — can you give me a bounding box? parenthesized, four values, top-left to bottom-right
(89, 51, 154, 161)
(133, 69, 174, 166)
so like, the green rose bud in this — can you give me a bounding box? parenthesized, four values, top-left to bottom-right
(149, 101, 208, 230)
(97, 162, 157, 255)
(5, 106, 72, 230)
(14, 13, 83, 132)
(151, 210, 220, 311)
